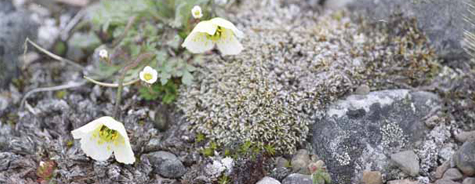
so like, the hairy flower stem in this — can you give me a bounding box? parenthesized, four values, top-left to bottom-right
(112, 16, 137, 49)
(113, 52, 154, 120)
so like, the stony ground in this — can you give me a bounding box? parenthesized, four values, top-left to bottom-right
(1, 0, 475, 184)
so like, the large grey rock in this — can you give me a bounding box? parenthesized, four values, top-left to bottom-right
(442, 168, 464, 181)
(269, 167, 292, 181)
(454, 141, 475, 176)
(387, 180, 419, 184)
(0, 0, 38, 88)
(275, 157, 290, 168)
(144, 151, 186, 178)
(435, 179, 462, 184)
(455, 131, 475, 143)
(312, 90, 442, 183)
(390, 150, 420, 176)
(463, 177, 475, 184)
(257, 177, 281, 184)
(347, 0, 472, 61)
(436, 160, 451, 179)
(281, 173, 313, 184)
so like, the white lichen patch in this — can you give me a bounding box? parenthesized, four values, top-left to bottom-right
(380, 121, 406, 151)
(328, 90, 409, 118)
(415, 124, 451, 174)
(334, 151, 351, 166)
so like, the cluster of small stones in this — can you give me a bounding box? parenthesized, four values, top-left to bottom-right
(178, 0, 439, 155)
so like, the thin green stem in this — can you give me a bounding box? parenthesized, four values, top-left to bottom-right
(112, 52, 154, 120)
(113, 74, 125, 119)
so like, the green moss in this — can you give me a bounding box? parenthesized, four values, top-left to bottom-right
(55, 90, 67, 99)
(195, 133, 206, 143)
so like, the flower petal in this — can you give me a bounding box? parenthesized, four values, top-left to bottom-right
(139, 71, 146, 82)
(191, 20, 217, 35)
(182, 32, 215, 54)
(143, 66, 155, 73)
(100, 117, 129, 141)
(191, 6, 203, 19)
(71, 119, 103, 139)
(148, 74, 157, 84)
(113, 136, 136, 164)
(80, 133, 113, 161)
(216, 29, 243, 55)
(210, 17, 244, 38)
(150, 68, 158, 79)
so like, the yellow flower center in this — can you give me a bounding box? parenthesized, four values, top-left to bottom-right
(98, 125, 119, 143)
(144, 73, 153, 81)
(194, 11, 200, 17)
(207, 26, 223, 41)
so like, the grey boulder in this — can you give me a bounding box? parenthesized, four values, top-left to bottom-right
(312, 89, 442, 183)
(454, 141, 475, 176)
(282, 173, 313, 184)
(390, 150, 420, 177)
(257, 177, 281, 184)
(144, 151, 186, 178)
(442, 168, 463, 181)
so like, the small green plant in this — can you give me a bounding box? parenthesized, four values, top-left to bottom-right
(37, 161, 56, 183)
(196, 133, 206, 143)
(309, 161, 332, 184)
(54, 90, 67, 99)
(138, 80, 178, 104)
(201, 141, 218, 156)
(85, 0, 212, 104)
(218, 175, 231, 184)
(263, 144, 276, 156)
(221, 141, 276, 159)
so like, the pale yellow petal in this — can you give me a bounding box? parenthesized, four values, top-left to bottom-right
(139, 71, 147, 82)
(113, 136, 135, 164)
(100, 117, 129, 141)
(191, 20, 217, 35)
(182, 32, 215, 54)
(210, 17, 244, 38)
(216, 29, 243, 55)
(71, 119, 103, 139)
(80, 133, 113, 161)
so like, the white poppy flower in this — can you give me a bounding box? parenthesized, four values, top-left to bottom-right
(71, 116, 135, 164)
(98, 49, 108, 59)
(182, 17, 244, 56)
(191, 5, 203, 19)
(139, 66, 158, 84)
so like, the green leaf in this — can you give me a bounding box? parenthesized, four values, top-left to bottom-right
(322, 172, 332, 184)
(139, 80, 179, 104)
(182, 70, 193, 85)
(160, 72, 172, 85)
(68, 32, 101, 50)
(89, 61, 122, 80)
(166, 34, 182, 49)
(139, 86, 160, 100)
(89, 0, 151, 31)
